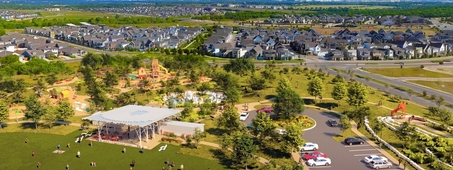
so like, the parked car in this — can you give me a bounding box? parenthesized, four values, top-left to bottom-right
(276, 128, 287, 135)
(369, 160, 392, 169)
(299, 142, 319, 151)
(239, 112, 249, 121)
(258, 106, 273, 113)
(344, 137, 364, 145)
(303, 151, 327, 160)
(327, 119, 339, 127)
(306, 157, 331, 166)
(364, 155, 388, 163)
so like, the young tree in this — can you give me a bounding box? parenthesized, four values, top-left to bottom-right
(436, 96, 445, 107)
(406, 89, 414, 101)
(373, 119, 385, 147)
(223, 58, 256, 76)
(34, 78, 47, 96)
(217, 105, 242, 133)
(307, 76, 325, 101)
(248, 73, 267, 90)
(103, 71, 119, 87)
(276, 77, 292, 94)
(347, 82, 369, 108)
(116, 92, 136, 106)
(339, 115, 351, 134)
(345, 106, 371, 128)
(45, 73, 58, 85)
(24, 95, 46, 129)
(397, 122, 417, 149)
(0, 100, 8, 129)
(56, 99, 75, 122)
(224, 87, 240, 105)
(191, 127, 206, 149)
(251, 111, 276, 141)
(87, 100, 97, 114)
(189, 70, 200, 83)
(198, 99, 215, 116)
(42, 106, 58, 129)
(180, 101, 194, 118)
(221, 131, 258, 169)
(273, 88, 305, 120)
(331, 81, 347, 106)
(283, 123, 305, 152)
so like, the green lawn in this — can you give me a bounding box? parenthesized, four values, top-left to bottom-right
(363, 67, 453, 78)
(409, 80, 453, 94)
(0, 131, 226, 170)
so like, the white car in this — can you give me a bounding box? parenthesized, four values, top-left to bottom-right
(299, 142, 319, 151)
(239, 112, 249, 121)
(306, 157, 331, 166)
(364, 155, 388, 163)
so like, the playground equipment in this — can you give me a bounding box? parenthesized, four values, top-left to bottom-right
(391, 102, 406, 119)
(134, 59, 171, 81)
(50, 87, 71, 99)
(163, 91, 226, 105)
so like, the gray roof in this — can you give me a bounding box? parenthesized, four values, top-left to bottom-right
(83, 105, 181, 127)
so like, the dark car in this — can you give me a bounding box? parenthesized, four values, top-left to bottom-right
(327, 119, 339, 127)
(344, 138, 364, 145)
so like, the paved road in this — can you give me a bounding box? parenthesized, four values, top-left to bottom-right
(430, 19, 453, 31)
(302, 110, 401, 170)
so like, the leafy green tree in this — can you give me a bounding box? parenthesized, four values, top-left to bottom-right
(331, 81, 347, 106)
(198, 99, 216, 116)
(224, 87, 240, 105)
(273, 88, 305, 120)
(397, 122, 417, 149)
(221, 131, 258, 169)
(197, 82, 213, 93)
(189, 70, 200, 83)
(283, 123, 305, 152)
(251, 111, 276, 141)
(276, 77, 292, 94)
(190, 127, 206, 148)
(81, 53, 104, 69)
(223, 58, 255, 76)
(116, 92, 136, 106)
(307, 76, 325, 100)
(248, 73, 267, 90)
(345, 106, 371, 128)
(33, 78, 46, 96)
(436, 96, 445, 107)
(212, 70, 240, 91)
(260, 69, 276, 80)
(0, 100, 8, 129)
(180, 101, 194, 118)
(373, 119, 385, 147)
(217, 105, 242, 133)
(87, 100, 97, 114)
(347, 82, 369, 108)
(339, 115, 351, 133)
(45, 73, 58, 85)
(42, 105, 58, 128)
(56, 99, 75, 122)
(24, 95, 46, 129)
(103, 71, 119, 87)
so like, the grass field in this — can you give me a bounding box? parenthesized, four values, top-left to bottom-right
(409, 80, 453, 94)
(0, 131, 226, 170)
(363, 67, 453, 78)
(15, 10, 115, 20)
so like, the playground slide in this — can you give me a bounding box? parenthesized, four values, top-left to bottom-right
(81, 103, 87, 109)
(158, 65, 169, 75)
(76, 107, 83, 112)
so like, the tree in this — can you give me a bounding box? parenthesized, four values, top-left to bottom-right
(45, 73, 58, 85)
(223, 58, 255, 76)
(198, 99, 216, 116)
(406, 89, 414, 100)
(34, 78, 46, 96)
(276, 77, 292, 94)
(116, 92, 136, 106)
(273, 88, 305, 120)
(331, 74, 344, 83)
(221, 131, 258, 169)
(197, 82, 213, 93)
(283, 123, 305, 152)
(42, 106, 58, 128)
(373, 119, 385, 147)
(436, 96, 445, 107)
(339, 115, 351, 134)
(189, 70, 200, 83)
(87, 100, 97, 114)
(180, 101, 194, 118)
(364, 76, 371, 87)
(224, 87, 240, 105)
(331, 81, 347, 106)
(24, 95, 46, 129)
(307, 76, 325, 100)
(103, 71, 119, 87)
(212, 71, 240, 91)
(248, 73, 267, 90)
(345, 106, 371, 128)
(217, 105, 242, 133)
(347, 82, 369, 108)
(190, 127, 206, 148)
(0, 100, 8, 129)
(251, 111, 276, 141)
(397, 122, 417, 148)
(56, 99, 75, 122)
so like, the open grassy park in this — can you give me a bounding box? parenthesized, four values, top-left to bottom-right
(0, 128, 226, 170)
(409, 80, 453, 94)
(294, 5, 394, 9)
(363, 67, 453, 78)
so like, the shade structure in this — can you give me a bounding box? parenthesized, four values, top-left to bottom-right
(82, 105, 181, 127)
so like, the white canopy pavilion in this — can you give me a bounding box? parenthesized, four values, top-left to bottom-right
(82, 105, 181, 148)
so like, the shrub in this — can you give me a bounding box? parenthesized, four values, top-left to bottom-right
(161, 137, 167, 141)
(420, 65, 425, 69)
(422, 90, 427, 97)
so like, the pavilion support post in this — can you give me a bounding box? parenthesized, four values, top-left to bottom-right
(135, 127, 142, 148)
(97, 122, 104, 142)
(145, 126, 149, 143)
(106, 123, 109, 135)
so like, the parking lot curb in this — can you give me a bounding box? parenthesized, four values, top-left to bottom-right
(303, 117, 316, 131)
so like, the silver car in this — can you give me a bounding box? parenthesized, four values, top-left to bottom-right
(369, 160, 392, 169)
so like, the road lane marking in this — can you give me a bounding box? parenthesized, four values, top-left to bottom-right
(308, 166, 331, 169)
(349, 149, 377, 152)
(354, 153, 382, 156)
(345, 145, 370, 147)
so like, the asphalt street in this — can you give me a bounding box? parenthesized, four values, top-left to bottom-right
(430, 20, 453, 31)
(302, 110, 401, 170)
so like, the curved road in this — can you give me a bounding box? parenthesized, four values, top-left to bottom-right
(303, 110, 401, 170)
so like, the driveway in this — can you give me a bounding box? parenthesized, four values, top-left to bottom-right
(303, 110, 401, 170)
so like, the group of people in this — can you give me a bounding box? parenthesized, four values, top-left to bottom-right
(163, 159, 184, 170)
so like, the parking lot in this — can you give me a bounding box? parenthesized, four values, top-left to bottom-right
(303, 110, 401, 170)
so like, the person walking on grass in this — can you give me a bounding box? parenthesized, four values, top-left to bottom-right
(180, 164, 184, 170)
(66, 164, 69, 170)
(57, 144, 61, 150)
(404, 162, 407, 170)
(398, 157, 402, 166)
(67, 143, 70, 148)
(25, 138, 28, 143)
(32, 151, 35, 157)
(77, 151, 81, 158)
(37, 162, 41, 168)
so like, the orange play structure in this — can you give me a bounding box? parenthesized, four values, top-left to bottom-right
(391, 102, 406, 118)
